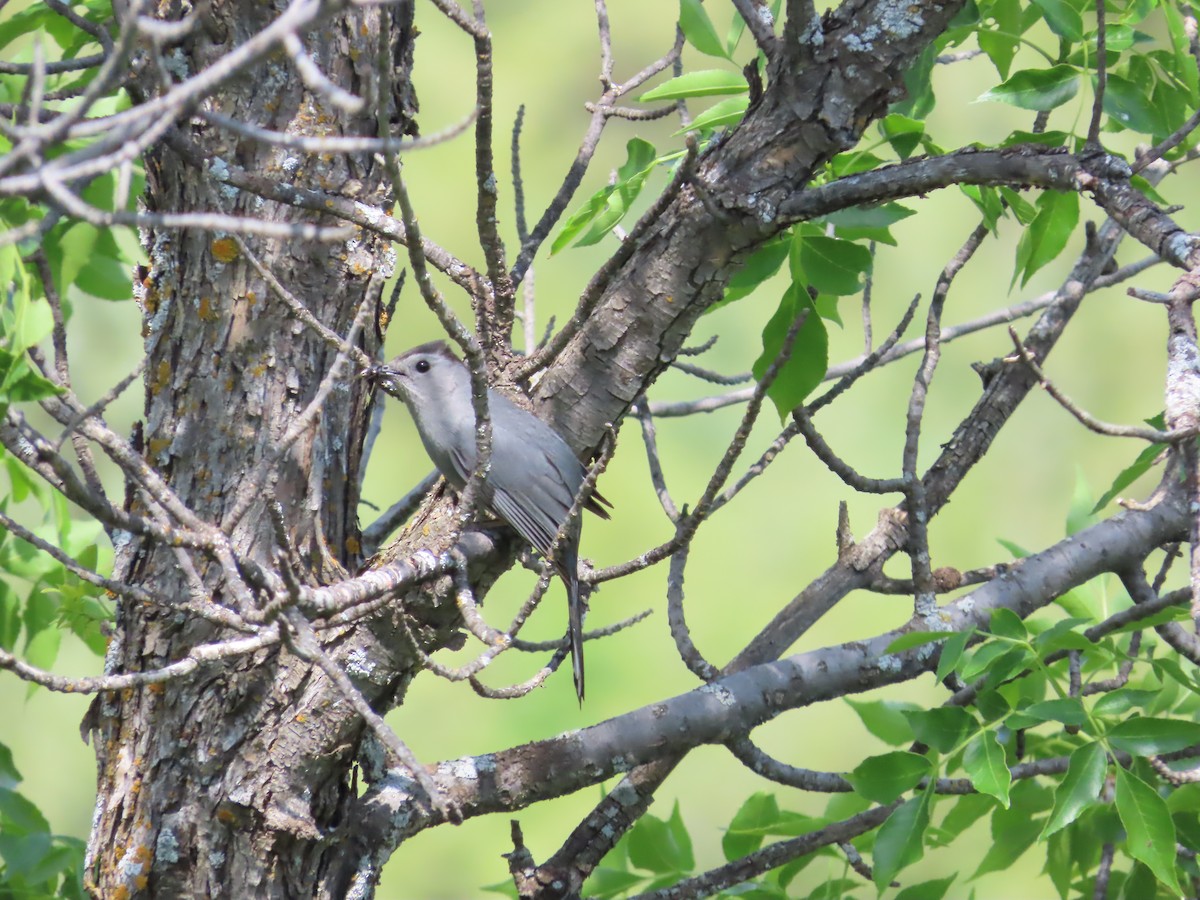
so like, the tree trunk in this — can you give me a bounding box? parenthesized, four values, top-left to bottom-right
(84, 2, 431, 894)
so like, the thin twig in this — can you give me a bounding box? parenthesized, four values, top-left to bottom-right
(905, 224, 988, 618)
(1007, 326, 1190, 442)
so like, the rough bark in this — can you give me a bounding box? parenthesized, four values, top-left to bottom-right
(85, 1, 423, 895)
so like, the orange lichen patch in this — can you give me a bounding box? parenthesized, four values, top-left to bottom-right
(197, 296, 220, 322)
(147, 437, 171, 458)
(345, 536, 361, 556)
(211, 237, 239, 262)
(249, 364, 267, 378)
(295, 713, 307, 724)
(150, 360, 171, 395)
(245, 290, 257, 305)
(147, 682, 165, 694)
(215, 805, 241, 826)
(113, 886, 130, 900)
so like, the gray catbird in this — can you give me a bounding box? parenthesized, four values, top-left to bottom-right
(372, 341, 610, 701)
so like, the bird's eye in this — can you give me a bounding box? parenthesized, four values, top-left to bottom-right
(415, 359, 431, 374)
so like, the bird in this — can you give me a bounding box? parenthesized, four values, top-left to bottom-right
(371, 341, 610, 701)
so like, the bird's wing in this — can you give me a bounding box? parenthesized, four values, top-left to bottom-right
(491, 486, 559, 558)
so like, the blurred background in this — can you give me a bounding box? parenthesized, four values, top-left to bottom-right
(2, 1, 1196, 897)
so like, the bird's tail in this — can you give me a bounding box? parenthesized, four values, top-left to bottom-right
(568, 574, 585, 704)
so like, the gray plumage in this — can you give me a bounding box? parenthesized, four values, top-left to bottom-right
(374, 341, 609, 701)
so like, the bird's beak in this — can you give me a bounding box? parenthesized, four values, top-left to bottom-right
(363, 363, 403, 398)
(360, 362, 387, 383)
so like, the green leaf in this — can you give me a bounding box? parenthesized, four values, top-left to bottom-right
(796, 234, 872, 296)
(873, 792, 932, 888)
(551, 139, 657, 252)
(23, 627, 61, 689)
(1013, 190, 1079, 287)
(1029, 617, 1092, 655)
(678, 95, 748, 134)
(978, 65, 1081, 111)
(1107, 717, 1200, 755)
(0, 585, 21, 657)
(996, 538, 1029, 559)
(0, 741, 19, 789)
(884, 631, 960, 654)
(1119, 862, 1162, 900)
(573, 140, 657, 248)
(74, 253, 134, 301)
(828, 150, 887, 178)
(961, 184, 1005, 232)
(894, 875, 957, 900)
(1041, 742, 1106, 838)
(725, 4, 747, 57)
(679, 0, 728, 59)
(973, 780, 1049, 877)
(1065, 467, 1097, 535)
(1031, 0, 1083, 40)
(846, 751, 931, 804)
(1021, 698, 1087, 727)
(640, 69, 747, 101)
(1044, 827, 1072, 899)
(1103, 73, 1164, 135)
(903, 707, 977, 753)
(0, 785, 51, 833)
(1115, 766, 1182, 895)
(999, 187, 1038, 225)
(0, 5, 57, 53)
(937, 792, 995, 843)
(752, 285, 828, 419)
(1091, 688, 1162, 717)
(961, 642, 1030, 683)
(988, 607, 1027, 640)
(978, 0, 1021, 78)
(880, 114, 925, 160)
(824, 202, 914, 246)
(964, 731, 1012, 806)
(0, 289, 54, 358)
(978, 29, 1019, 81)
(722, 792, 779, 860)
(628, 802, 694, 874)
(936, 629, 973, 681)
(1093, 441, 1165, 512)
(43, 221, 101, 294)
(722, 793, 821, 861)
(892, 43, 936, 118)
(846, 698, 919, 746)
(580, 868, 646, 899)
(824, 204, 916, 230)
(710, 236, 790, 311)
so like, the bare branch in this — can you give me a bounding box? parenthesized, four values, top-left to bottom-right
(1006, 326, 1189, 442)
